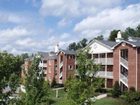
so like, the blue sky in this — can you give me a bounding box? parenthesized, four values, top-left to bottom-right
(0, 0, 140, 54)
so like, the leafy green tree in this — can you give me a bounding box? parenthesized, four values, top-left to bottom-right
(94, 35, 104, 40)
(108, 30, 120, 41)
(68, 42, 77, 51)
(124, 87, 140, 105)
(22, 57, 50, 105)
(65, 49, 100, 105)
(0, 52, 22, 104)
(136, 24, 140, 37)
(123, 27, 137, 39)
(68, 38, 88, 51)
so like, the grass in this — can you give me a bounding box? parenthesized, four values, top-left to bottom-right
(49, 89, 127, 105)
(93, 97, 126, 105)
(49, 89, 66, 105)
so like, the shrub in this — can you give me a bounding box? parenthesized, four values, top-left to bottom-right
(125, 91, 140, 105)
(112, 81, 121, 98)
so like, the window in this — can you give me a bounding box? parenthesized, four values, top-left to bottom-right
(43, 67, 47, 70)
(100, 53, 105, 58)
(107, 53, 113, 58)
(121, 49, 128, 60)
(43, 60, 47, 63)
(93, 54, 98, 58)
(68, 65, 73, 70)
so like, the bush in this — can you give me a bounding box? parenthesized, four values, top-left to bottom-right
(112, 81, 121, 98)
(95, 88, 107, 93)
(125, 91, 140, 105)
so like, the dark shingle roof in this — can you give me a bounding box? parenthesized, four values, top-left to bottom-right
(99, 40, 118, 47)
(38, 51, 57, 60)
(59, 49, 76, 55)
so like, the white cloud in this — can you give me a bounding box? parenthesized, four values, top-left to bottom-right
(74, 3, 140, 38)
(58, 18, 69, 27)
(0, 12, 27, 24)
(40, 0, 122, 17)
(0, 27, 30, 38)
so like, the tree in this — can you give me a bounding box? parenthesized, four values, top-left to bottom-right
(112, 81, 121, 98)
(65, 49, 100, 105)
(68, 38, 88, 51)
(136, 24, 140, 37)
(108, 30, 120, 41)
(68, 42, 77, 51)
(22, 57, 50, 105)
(0, 52, 22, 104)
(124, 87, 140, 105)
(94, 35, 104, 40)
(123, 27, 136, 39)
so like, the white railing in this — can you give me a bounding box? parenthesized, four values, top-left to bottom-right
(43, 63, 47, 67)
(44, 70, 47, 74)
(120, 73, 128, 86)
(59, 61, 63, 69)
(94, 58, 113, 65)
(59, 72, 63, 79)
(95, 71, 113, 78)
(59, 80, 63, 84)
(120, 57, 128, 68)
(39, 62, 43, 67)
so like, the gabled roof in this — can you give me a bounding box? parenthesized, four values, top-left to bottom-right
(58, 49, 76, 55)
(38, 51, 57, 60)
(87, 39, 118, 49)
(112, 40, 140, 49)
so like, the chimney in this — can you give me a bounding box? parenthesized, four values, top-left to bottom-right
(115, 31, 123, 42)
(55, 44, 59, 53)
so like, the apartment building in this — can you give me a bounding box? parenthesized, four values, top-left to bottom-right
(38, 51, 57, 83)
(57, 50, 76, 84)
(87, 39, 117, 88)
(87, 31, 140, 91)
(22, 47, 76, 85)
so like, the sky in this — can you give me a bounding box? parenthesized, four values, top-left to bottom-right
(0, 0, 140, 54)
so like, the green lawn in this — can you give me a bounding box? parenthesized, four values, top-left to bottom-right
(94, 97, 126, 105)
(49, 89, 127, 105)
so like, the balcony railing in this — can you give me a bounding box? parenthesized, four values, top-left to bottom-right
(120, 57, 128, 68)
(44, 70, 47, 74)
(39, 62, 43, 67)
(43, 64, 47, 67)
(59, 61, 63, 69)
(120, 73, 128, 86)
(95, 71, 113, 78)
(94, 58, 113, 65)
(59, 72, 63, 79)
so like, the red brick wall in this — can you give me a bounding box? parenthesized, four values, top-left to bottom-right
(113, 46, 120, 84)
(47, 59, 55, 83)
(137, 48, 140, 91)
(113, 43, 137, 89)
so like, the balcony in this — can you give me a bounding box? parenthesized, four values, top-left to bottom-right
(59, 61, 63, 68)
(95, 71, 113, 79)
(94, 58, 113, 65)
(44, 70, 47, 74)
(120, 57, 128, 68)
(120, 73, 128, 86)
(59, 72, 63, 79)
(43, 64, 47, 67)
(39, 62, 43, 67)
